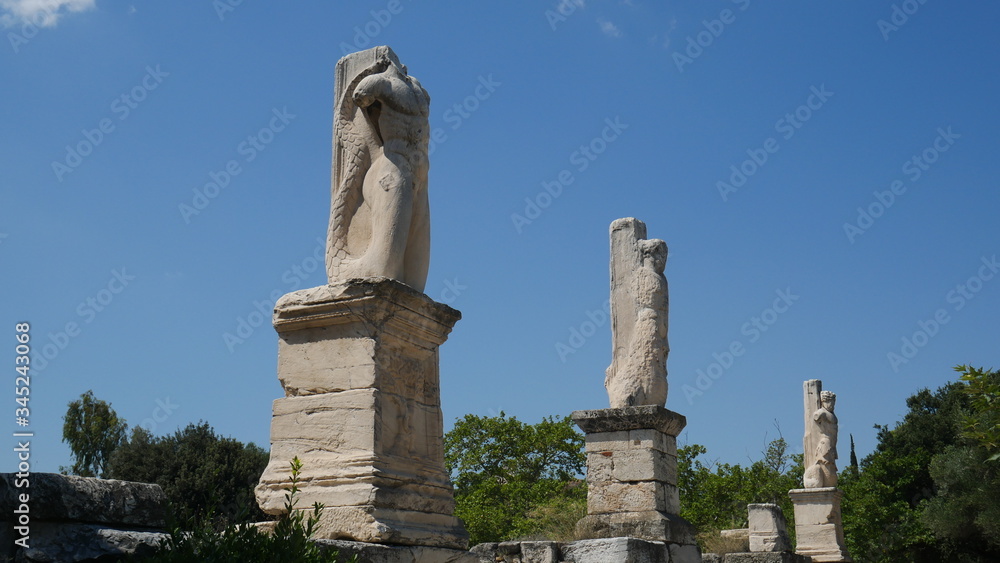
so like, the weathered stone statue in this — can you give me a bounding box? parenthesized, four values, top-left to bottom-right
(790, 380, 852, 562)
(804, 390, 839, 488)
(256, 47, 472, 559)
(605, 218, 669, 408)
(569, 219, 700, 562)
(326, 45, 431, 292)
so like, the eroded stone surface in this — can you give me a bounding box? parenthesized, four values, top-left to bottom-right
(317, 539, 477, 563)
(605, 218, 669, 408)
(256, 279, 467, 549)
(789, 488, 851, 562)
(0, 473, 166, 528)
(801, 380, 838, 489)
(747, 503, 791, 553)
(326, 46, 431, 292)
(574, 406, 686, 436)
(12, 522, 166, 563)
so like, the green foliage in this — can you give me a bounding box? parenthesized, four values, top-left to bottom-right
(444, 412, 586, 544)
(841, 370, 1000, 562)
(107, 422, 269, 525)
(525, 493, 587, 542)
(677, 437, 801, 539)
(62, 390, 128, 477)
(956, 365, 1000, 461)
(136, 457, 355, 563)
(922, 444, 1000, 550)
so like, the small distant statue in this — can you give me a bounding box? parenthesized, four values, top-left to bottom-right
(326, 46, 431, 292)
(803, 390, 838, 488)
(605, 218, 669, 408)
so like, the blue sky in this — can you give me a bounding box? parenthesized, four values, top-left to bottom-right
(2, 0, 998, 475)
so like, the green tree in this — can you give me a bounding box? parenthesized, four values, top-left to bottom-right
(956, 365, 1000, 461)
(444, 412, 585, 544)
(677, 437, 801, 537)
(108, 422, 270, 525)
(841, 370, 1000, 562)
(62, 390, 128, 477)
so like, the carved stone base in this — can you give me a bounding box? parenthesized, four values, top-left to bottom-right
(572, 406, 698, 548)
(788, 488, 851, 562)
(254, 279, 468, 549)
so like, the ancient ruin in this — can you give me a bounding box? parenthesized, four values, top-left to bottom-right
(605, 217, 669, 408)
(789, 379, 852, 562)
(254, 46, 471, 559)
(325, 45, 431, 292)
(569, 218, 701, 563)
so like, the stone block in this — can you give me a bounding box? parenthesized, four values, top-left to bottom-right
(256, 280, 467, 549)
(669, 543, 704, 563)
(748, 503, 791, 553)
(0, 473, 166, 528)
(609, 449, 676, 483)
(561, 537, 669, 563)
(521, 541, 560, 563)
(576, 511, 697, 546)
(789, 488, 851, 562)
(11, 522, 166, 563)
(588, 480, 665, 514)
(573, 406, 686, 437)
(316, 539, 477, 563)
(724, 553, 812, 563)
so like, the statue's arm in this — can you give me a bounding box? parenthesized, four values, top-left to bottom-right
(353, 74, 392, 108)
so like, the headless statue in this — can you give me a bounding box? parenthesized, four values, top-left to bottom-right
(326, 46, 431, 292)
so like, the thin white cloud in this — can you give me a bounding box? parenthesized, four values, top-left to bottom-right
(0, 0, 96, 28)
(598, 18, 622, 38)
(653, 16, 678, 49)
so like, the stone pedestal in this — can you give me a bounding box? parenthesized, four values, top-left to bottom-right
(254, 279, 468, 549)
(748, 503, 792, 553)
(788, 488, 851, 562)
(571, 406, 698, 553)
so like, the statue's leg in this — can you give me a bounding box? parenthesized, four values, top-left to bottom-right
(360, 152, 413, 282)
(404, 178, 430, 292)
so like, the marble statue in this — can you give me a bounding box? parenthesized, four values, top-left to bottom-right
(605, 218, 669, 408)
(326, 46, 431, 292)
(803, 386, 839, 488)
